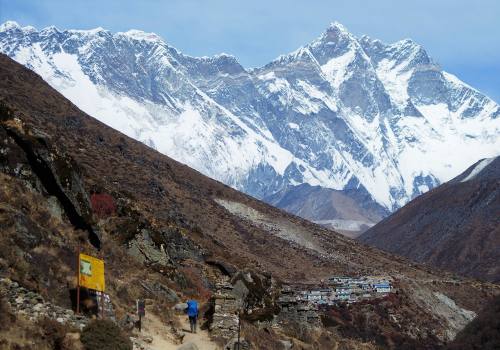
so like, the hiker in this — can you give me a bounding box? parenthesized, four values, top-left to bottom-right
(186, 299, 198, 333)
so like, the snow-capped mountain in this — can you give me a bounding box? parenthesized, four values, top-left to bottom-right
(1, 20, 498, 230)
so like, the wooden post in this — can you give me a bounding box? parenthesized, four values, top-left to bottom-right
(76, 245, 80, 314)
(237, 311, 241, 350)
(101, 291, 105, 319)
(100, 249, 105, 319)
(137, 299, 145, 332)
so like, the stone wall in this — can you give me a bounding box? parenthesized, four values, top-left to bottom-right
(276, 287, 320, 327)
(0, 277, 89, 330)
(210, 282, 240, 340)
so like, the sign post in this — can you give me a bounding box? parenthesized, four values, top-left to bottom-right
(77, 253, 106, 316)
(79, 253, 105, 292)
(76, 246, 81, 314)
(137, 299, 145, 332)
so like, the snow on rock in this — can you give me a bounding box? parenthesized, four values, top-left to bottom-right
(1, 21, 499, 214)
(461, 157, 497, 182)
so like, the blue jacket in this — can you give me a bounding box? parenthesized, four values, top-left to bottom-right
(186, 300, 198, 317)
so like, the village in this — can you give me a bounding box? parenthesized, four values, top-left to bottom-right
(281, 276, 394, 307)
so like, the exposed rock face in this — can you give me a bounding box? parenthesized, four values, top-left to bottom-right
(127, 229, 172, 268)
(446, 294, 500, 350)
(177, 343, 200, 350)
(360, 156, 500, 282)
(0, 112, 100, 248)
(139, 281, 179, 304)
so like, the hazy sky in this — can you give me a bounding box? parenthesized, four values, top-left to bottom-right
(1, 0, 499, 102)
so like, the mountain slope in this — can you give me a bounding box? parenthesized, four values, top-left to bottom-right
(359, 156, 500, 282)
(264, 184, 389, 237)
(1, 20, 499, 232)
(1, 53, 500, 348)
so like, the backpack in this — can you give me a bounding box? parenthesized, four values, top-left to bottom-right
(186, 300, 198, 317)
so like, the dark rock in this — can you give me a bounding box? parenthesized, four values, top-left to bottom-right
(205, 259, 237, 277)
(224, 338, 250, 350)
(140, 281, 180, 303)
(1, 121, 100, 248)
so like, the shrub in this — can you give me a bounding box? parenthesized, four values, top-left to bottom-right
(0, 295, 15, 330)
(0, 100, 14, 121)
(38, 317, 68, 350)
(80, 319, 132, 350)
(90, 193, 116, 219)
(179, 266, 212, 300)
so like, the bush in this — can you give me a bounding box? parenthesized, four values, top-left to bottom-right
(179, 266, 212, 300)
(38, 317, 68, 350)
(90, 193, 116, 219)
(0, 295, 15, 330)
(0, 100, 14, 121)
(80, 319, 132, 350)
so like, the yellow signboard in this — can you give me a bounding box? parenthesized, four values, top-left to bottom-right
(79, 253, 105, 292)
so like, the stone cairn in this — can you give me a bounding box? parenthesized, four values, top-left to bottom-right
(210, 281, 240, 341)
(0, 278, 89, 330)
(276, 285, 320, 327)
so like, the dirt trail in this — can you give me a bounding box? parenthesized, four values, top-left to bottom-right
(139, 313, 219, 350)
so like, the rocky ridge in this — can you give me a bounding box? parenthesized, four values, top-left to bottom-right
(1, 21, 498, 231)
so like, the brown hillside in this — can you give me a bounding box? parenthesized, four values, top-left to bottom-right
(360, 157, 500, 283)
(0, 53, 499, 349)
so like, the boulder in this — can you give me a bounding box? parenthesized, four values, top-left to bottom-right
(174, 303, 188, 311)
(280, 339, 293, 349)
(142, 336, 153, 344)
(177, 342, 199, 350)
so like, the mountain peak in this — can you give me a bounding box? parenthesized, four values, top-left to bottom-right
(0, 21, 36, 33)
(67, 27, 109, 36)
(309, 21, 358, 55)
(118, 29, 164, 43)
(0, 20, 498, 223)
(205, 52, 237, 61)
(393, 38, 420, 49)
(316, 21, 354, 43)
(326, 21, 349, 33)
(0, 21, 20, 31)
(40, 25, 60, 34)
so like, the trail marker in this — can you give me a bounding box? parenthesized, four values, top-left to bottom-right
(137, 299, 145, 332)
(76, 251, 105, 317)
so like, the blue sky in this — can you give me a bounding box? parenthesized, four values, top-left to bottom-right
(1, 0, 499, 102)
